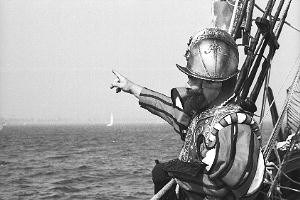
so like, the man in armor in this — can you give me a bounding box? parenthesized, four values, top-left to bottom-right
(110, 28, 265, 200)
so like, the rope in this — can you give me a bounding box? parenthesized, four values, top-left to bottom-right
(264, 181, 300, 194)
(267, 160, 300, 186)
(278, 185, 300, 193)
(281, 168, 300, 186)
(267, 127, 300, 197)
(259, 56, 300, 126)
(263, 61, 300, 160)
(150, 179, 176, 200)
(254, 3, 300, 33)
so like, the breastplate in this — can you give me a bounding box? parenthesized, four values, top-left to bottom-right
(178, 104, 241, 162)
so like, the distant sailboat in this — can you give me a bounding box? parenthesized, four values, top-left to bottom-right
(106, 113, 114, 126)
(0, 121, 5, 131)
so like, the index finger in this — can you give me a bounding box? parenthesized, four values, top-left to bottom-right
(112, 70, 123, 79)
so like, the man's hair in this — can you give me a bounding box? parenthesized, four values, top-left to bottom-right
(218, 75, 237, 99)
(222, 75, 237, 91)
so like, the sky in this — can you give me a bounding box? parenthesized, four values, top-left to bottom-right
(0, 0, 300, 124)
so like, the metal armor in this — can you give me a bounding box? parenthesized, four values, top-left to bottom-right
(178, 104, 242, 162)
(176, 28, 239, 81)
(176, 104, 265, 198)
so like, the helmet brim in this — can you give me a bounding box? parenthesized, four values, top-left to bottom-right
(176, 64, 239, 82)
(176, 64, 198, 78)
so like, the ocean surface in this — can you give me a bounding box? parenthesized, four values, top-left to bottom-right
(0, 124, 183, 200)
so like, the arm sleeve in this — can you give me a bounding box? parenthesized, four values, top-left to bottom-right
(138, 87, 190, 137)
(207, 123, 263, 198)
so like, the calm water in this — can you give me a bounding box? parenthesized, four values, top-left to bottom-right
(0, 124, 182, 200)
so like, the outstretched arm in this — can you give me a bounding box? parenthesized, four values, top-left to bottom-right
(110, 70, 190, 138)
(110, 70, 143, 98)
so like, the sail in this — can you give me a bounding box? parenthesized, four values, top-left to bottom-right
(106, 113, 114, 126)
(287, 68, 300, 134)
(0, 121, 5, 131)
(264, 65, 300, 159)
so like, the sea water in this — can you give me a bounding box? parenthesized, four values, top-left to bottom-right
(0, 124, 183, 200)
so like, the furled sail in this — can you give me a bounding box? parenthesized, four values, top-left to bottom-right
(287, 68, 300, 134)
(264, 65, 300, 159)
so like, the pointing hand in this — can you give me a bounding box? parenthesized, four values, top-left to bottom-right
(110, 70, 143, 97)
(110, 70, 133, 94)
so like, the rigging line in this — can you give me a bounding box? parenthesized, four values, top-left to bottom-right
(259, 56, 300, 126)
(289, 100, 300, 106)
(289, 116, 300, 122)
(289, 102, 300, 109)
(281, 168, 300, 186)
(265, 181, 300, 193)
(289, 102, 300, 108)
(278, 185, 300, 193)
(290, 98, 300, 104)
(256, 188, 283, 200)
(288, 112, 300, 119)
(263, 59, 300, 159)
(288, 117, 300, 124)
(254, 3, 300, 33)
(289, 108, 300, 115)
(267, 161, 300, 186)
(267, 120, 300, 196)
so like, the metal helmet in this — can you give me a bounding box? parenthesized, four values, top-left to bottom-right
(176, 28, 239, 81)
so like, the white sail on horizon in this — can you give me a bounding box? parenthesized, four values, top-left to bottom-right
(106, 113, 114, 126)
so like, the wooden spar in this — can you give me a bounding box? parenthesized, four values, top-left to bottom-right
(228, 0, 244, 36)
(240, 34, 269, 101)
(270, 0, 286, 28)
(243, 0, 255, 54)
(275, 0, 293, 39)
(255, 3, 300, 33)
(240, 0, 286, 102)
(231, 0, 249, 40)
(233, 0, 276, 98)
(150, 179, 176, 200)
(248, 0, 292, 107)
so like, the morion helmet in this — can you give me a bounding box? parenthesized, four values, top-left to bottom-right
(176, 28, 239, 82)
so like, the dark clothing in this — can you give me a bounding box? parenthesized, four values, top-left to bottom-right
(152, 161, 204, 200)
(152, 163, 177, 200)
